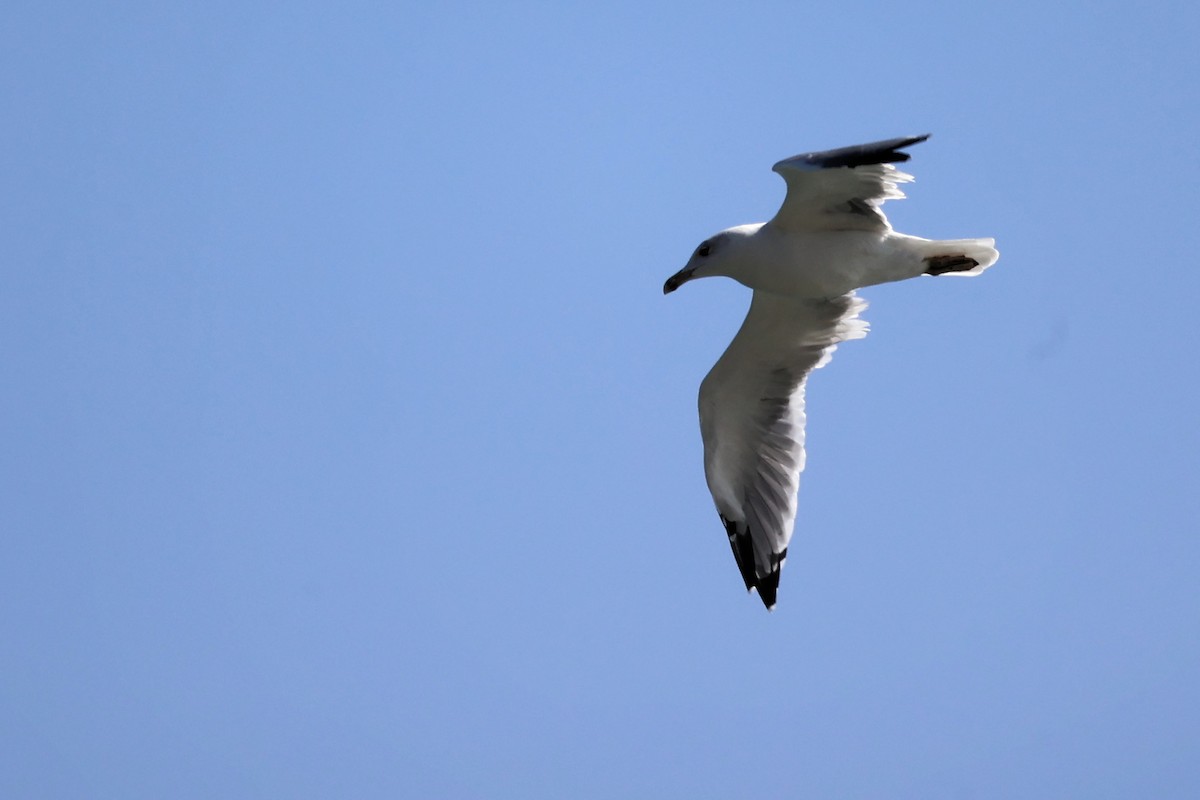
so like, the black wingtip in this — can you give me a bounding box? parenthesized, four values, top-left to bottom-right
(754, 574, 779, 611)
(720, 514, 785, 611)
(782, 133, 931, 171)
(721, 514, 757, 591)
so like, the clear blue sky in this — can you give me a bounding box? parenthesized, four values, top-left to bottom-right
(4, 2, 1199, 797)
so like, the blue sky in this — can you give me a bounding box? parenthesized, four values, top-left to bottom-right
(4, 2, 1199, 797)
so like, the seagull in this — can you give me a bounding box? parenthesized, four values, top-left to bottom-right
(663, 134, 998, 610)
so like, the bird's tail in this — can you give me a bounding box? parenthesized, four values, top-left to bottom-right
(921, 237, 999, 277)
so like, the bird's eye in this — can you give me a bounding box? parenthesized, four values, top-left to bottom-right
(697, 242, 712, 258)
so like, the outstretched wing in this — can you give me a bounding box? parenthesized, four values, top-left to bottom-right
(698, 291, 868, 609)
(768, 133, 929, 233)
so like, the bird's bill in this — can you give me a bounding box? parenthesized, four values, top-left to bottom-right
(662, 266, 695, 294)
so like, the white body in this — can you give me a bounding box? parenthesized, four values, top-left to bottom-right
(710, 223, 996, 298)
(663, 135, 999, 610)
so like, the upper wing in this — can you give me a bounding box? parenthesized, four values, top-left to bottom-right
(768, 133, 929, 233)
(698, 291, 868, 609)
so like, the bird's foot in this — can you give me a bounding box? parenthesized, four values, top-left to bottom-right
(924, 255, 980, 276)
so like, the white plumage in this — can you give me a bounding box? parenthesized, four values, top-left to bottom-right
(663, 134, 998, 610)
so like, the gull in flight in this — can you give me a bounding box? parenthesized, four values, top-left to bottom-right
(663, 134, 998, 610)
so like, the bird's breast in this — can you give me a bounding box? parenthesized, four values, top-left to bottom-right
(735, 230, 888, 299)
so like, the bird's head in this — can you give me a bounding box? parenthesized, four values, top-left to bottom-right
(662, 225, 758, 294)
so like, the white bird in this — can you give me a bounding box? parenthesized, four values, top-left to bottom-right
(663, 134, 998, 610)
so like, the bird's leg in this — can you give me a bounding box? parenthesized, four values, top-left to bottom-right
(923, 255, 980, 275)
